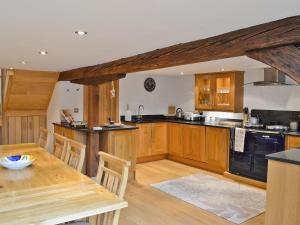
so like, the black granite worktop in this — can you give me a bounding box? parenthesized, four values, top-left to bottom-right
(121, 115, 241, 129)
(53, 122, 138, 133)
(266, 149, 300, 165)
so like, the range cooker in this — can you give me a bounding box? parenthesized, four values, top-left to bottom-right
(229, 125, 286, 182)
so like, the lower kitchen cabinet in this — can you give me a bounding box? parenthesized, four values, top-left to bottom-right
(168, 123, 183, 157)
(285, 135, 300, 150)
(182, 125, 206, 162)
(205, 126, 230, 172)
(134, 123, 168, 162)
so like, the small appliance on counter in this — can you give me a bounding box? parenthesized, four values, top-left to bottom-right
(184, 111, 205, 121)
(175, 108, 184, 119)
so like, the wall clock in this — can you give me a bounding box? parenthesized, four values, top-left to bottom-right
(144, 77, 156, 92)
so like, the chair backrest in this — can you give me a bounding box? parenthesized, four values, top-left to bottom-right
(65, 139, 86, 172)
(90, 152, 131, 225)
(38, 127, 50, 150)
(53, 133, 68, 161)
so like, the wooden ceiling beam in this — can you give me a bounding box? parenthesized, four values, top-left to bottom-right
(71, 73, 126, 85)
(59, 16, 300, 82)
(246, 45, 300, 83)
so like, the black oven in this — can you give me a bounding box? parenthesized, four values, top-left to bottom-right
(229, 130, 284, 182)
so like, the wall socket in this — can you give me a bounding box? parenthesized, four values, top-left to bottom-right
(74, 108, 79, 113)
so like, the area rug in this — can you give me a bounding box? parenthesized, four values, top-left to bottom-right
(151, 173, 266, 224)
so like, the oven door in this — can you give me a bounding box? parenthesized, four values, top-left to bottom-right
(250, 132, 285, 182)
(229, 132, 253, 178)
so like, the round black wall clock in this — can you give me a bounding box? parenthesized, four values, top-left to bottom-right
(144, 77, 156, 92)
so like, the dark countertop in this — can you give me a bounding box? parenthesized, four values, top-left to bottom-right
(266, 149, 300, 165)
(122, 118, 239, 129)
(53, 122, 138, 133)
(284, 131, 300, 137)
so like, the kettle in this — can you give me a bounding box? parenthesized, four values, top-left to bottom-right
(176, 108, 184, 119)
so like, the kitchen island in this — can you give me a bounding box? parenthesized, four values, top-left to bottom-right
(53, 123, 138, 180)
(265, 149, 300, 225)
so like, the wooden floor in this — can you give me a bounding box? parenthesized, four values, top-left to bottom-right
(120, 160, 265, 225)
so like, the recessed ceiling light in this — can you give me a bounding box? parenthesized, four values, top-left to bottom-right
(221, 68, 225, 71)
(20, 61, 27, 65)
(75, 30, 88, 36)
(39, 50, 48, 55)
(9, 67, 13, 70)
(180, 72, 184, 75)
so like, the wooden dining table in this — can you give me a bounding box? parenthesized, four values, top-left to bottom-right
(0, 143, 128, 225)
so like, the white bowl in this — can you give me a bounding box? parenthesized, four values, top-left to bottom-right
(0, 155, 35, 170)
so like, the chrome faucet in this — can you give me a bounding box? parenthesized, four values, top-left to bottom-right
(137, 104, 144, 120)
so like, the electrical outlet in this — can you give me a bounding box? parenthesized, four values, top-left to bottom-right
(74, 108, 79, 113)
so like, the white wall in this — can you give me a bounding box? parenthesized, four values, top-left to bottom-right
(47, 81, 84, 132)
(244, 69, 300, 111)
(119, 69, 300, 119)
(119, 74, 194, 115)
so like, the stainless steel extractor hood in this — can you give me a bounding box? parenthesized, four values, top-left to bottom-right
(244, 68, 299, 86)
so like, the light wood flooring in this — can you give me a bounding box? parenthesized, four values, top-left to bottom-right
(120, 160, 265, 225)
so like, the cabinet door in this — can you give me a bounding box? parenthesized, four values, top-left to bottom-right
(285, 135, 300, 150)
(195, 75, 215, 110)
(168, 123, 183, 156)
(206, 127, 229, 171)
(151, 123, 167, 155)
(214, 73, 234, 111)
(54, 125, 63, 135)
(63, 128, 75, 139)
(183, 125, 207, 162)
(137, 124, 152, 158)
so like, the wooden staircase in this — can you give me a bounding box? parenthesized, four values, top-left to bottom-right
(1, 69, 59, 144)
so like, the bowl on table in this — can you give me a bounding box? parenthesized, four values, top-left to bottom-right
(0, 155, 35, 170)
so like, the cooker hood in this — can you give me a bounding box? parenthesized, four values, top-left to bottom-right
(244, 68, 299, 86)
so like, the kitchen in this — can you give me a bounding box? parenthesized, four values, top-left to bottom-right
(0, 1, 300, 225)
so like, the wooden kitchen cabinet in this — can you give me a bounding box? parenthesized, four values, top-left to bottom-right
(168, 123, 183, 157)
(151, 123, 168, 155)
(137, 123, 152, 158)
(285, 135, 300, 150)
(206, 126, 230, 172)
(182, 125, 206, 162)
(134, 122, 167, 162)
(195, 71, 244, 112)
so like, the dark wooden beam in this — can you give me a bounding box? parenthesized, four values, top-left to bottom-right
(59, 16, 300, 82)
(246, 45, 300, 83)
(86, 85, 100, 177)
(71, 73, 126, 85)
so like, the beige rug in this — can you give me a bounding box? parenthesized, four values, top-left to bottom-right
(152, 173, 266, 224)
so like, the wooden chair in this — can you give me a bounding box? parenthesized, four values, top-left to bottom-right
(53, 133, 69, 161)
(70, 152, 131, 225)
(38, 127, 50, 150)
(65, 139, 86, 172)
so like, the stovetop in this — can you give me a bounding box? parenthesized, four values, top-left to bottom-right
(243, 124, 290, 134)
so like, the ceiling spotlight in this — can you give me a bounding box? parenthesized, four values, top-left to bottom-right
(20, 61, 27, 65)
(39, 50, 48, 55)
(75, 30, 88, 36)
(221, 68, 225, 71)
(180, 72, 184, 75)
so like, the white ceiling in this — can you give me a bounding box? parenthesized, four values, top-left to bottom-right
(0, 0, 299, 75)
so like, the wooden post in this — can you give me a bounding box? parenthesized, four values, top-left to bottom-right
(86, 85, 100, 177)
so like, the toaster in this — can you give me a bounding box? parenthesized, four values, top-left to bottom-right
(184, 112, 202, 121)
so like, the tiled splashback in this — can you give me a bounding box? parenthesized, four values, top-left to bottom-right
(251, 109, 300, 126)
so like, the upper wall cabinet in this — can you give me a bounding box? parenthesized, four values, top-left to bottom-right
(195, 71, 244, 112)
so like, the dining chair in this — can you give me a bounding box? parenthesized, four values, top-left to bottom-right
(69, 152, 131, 225)
(53, 133, 69, 161)
(38, 127, 50, 150)
(65, 139, 86, 172)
